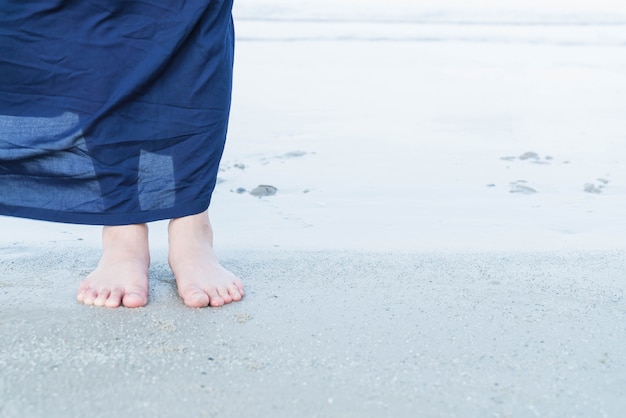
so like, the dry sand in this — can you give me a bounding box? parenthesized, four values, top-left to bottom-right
(2, 0, 626, 416)
(1, 246, 626, 417)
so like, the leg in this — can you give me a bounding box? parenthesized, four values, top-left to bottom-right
(168, 210, 244, 308)
(77, 224, 150, 308)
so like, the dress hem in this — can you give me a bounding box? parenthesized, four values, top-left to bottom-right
(0, 199, 211, 226)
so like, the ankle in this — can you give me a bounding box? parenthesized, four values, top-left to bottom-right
(168, 211, 214, 247)
(103, 223, 148, 238)
(101, 224, 150, 259)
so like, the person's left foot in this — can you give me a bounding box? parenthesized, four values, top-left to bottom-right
(168, 211, 244, 308)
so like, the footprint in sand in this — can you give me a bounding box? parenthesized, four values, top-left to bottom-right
(509, 180, 537, 194)
(584, 178, 609, 194)
(280, 150, 309, 159)
(500, 151, 558, 165)
(259, 150, 312, 165)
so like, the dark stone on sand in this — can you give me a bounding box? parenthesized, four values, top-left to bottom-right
(250, 185, 278, 197)
(519, 151, 540, 160)
(236, 187, 247, 194)
(583, 183, 603, 194)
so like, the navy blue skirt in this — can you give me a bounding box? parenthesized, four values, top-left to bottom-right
(0, 0, 234, 225)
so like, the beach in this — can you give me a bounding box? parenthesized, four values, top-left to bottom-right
(1, 0, 626, 416)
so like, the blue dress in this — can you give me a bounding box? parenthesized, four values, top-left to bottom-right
(0, 0, 234, 225)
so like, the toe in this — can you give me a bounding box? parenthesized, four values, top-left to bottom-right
(76, 282, 92, 302)
(105, 289, 124, 308)
(93, 289, 111, 307)
(218, 287, 233, 304)
(227, 284, 243, 301)
(122, 291, 148, 308)
(234, 279, 245, 295)
(206, 288, 225, 307)
(183, 288, 210, 308)
(82, 289, 98, 305)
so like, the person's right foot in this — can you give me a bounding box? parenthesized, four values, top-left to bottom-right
(77, 224, 150, 308)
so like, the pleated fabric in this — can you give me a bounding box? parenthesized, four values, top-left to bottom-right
(0, 0, 234, 225)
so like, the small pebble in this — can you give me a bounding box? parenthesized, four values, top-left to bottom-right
(519, 151, 539, 160)
(583, 183, 603, 194)
(250, 185, 278, 197)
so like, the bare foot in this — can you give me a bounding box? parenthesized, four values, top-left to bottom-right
(77, 224, 150, 308)
(168, 211, 244, 308)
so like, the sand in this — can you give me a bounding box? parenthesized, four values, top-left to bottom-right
(2, 247, 626, 417)
(2, 0, 626, 416)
